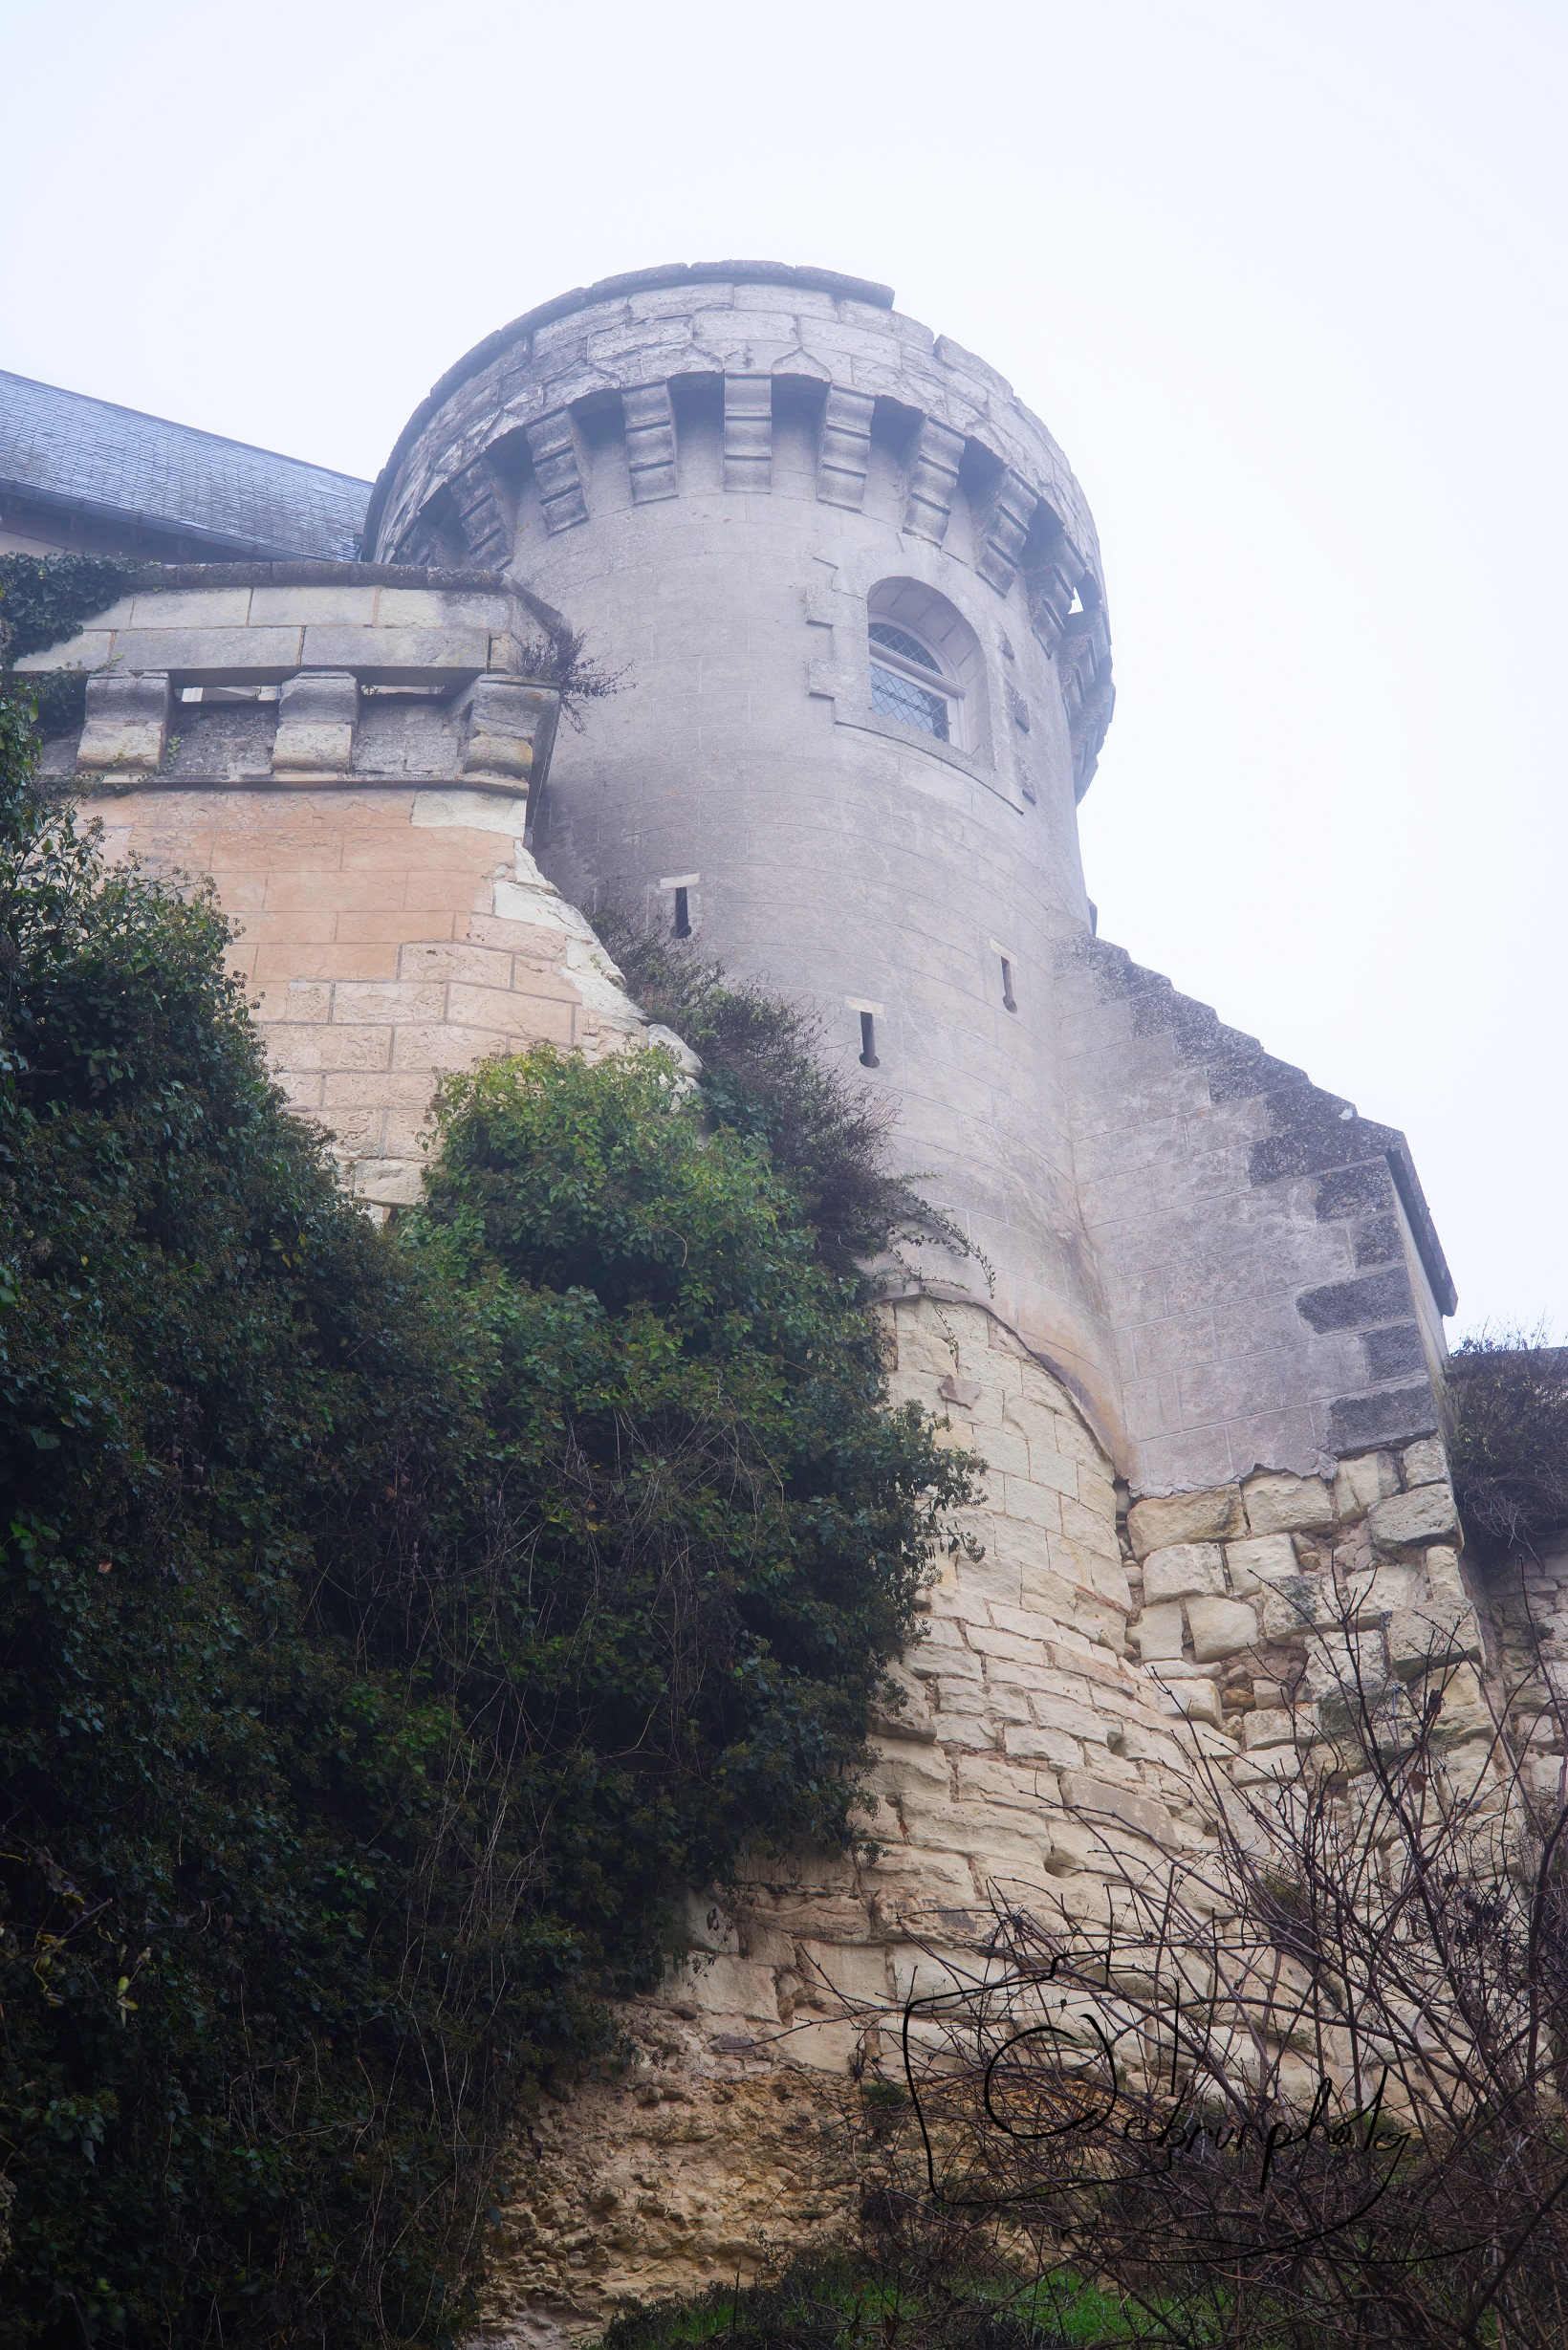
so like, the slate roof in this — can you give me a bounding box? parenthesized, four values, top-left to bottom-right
(0, 370, 372, 559)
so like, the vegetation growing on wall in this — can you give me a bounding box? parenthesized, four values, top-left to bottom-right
(1448, 1332, 1568, 1558)
(0, 685, 972, 2348)
(0, 555, 141, 742)
(598, 914, 968, 1290)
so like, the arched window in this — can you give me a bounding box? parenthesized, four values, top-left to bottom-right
(866, 581, 987, 757)
(868, 618, 958, 743)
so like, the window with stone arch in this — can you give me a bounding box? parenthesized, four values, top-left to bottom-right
(866, 580, 988, 758)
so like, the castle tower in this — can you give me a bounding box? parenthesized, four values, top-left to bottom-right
(366, 261, 1456, 1496)
(364, 262, 1124, 1432)
(16, 265, 1476, 2333)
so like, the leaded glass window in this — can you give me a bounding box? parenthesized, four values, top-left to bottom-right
(868, 618, 956, 744)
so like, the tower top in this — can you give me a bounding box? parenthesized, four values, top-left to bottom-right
(363, 265, 1109, 731)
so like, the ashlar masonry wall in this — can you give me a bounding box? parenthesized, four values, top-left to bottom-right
(90, 785, 646, 1209)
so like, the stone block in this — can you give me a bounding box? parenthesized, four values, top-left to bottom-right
(248, 584, 379, 625)
(300, 624, 490, 680)
(954, 1754, 1058, 1813)
(1334, 1451, 1400, 1521)
(1241, 1707, 1300, 1752)
(1186, 1595, 1258, 1663)
(1401, 1438, 1448, 1489)
(1132, 1602, 1186, 1662)
(1258, 1578, 1331, 1645)
(1126, 1485, 1245, 1556)
(76, 667, 170, 773)
(464, 678, 560, 782)
(129, 588, 253, 628)
(1159, 1677, 1223, 1727)
(107, 626, 304, 677)
(1224, 1534, 1297, 1594)
(1367, 1483, 1460, 1553)
(272, 669, 358, 773)
(1243, 1471, 1336, 1535)
(1430, 1663, 1493, 1747)
(1143, 1543, 1226, 1602)
(1060, 1771, 1173, 1845)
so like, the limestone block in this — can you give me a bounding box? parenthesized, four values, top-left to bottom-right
(1132, 1602, 1186, 1661)
(1224, 1534, 1297, 1594)
(1401, 1438, 1448, 1489)
(1029, 1691, 1111, 1746)
(1243, 1472, 1336, 1535)
(1001, 1722, 1086, 1769)
(907, 1638, 981, 1683)
(1368, 1483, 1460, 1553)
(1127, 1485, 1244, 1557)
(272, 669, 358, 772)
(1258, 1578, 1332, 1645)
(1186, 1596, 1258, 1663)
(954, 1753, 1058, 1813)
(300, 623, 490, 680)
(1386, 1561, 1483, 1680)
(1143, 1543, 1226, 1602)
(464, 677, 560, 782)
(1241, 1708, 1300, 1752)
(76, 668, 170, 773)
(106, 626, 304, 677)
(1159, 1677, 1223, 1728)
(1429, 1663, 1493, 1748)
(1334, 1451, 1401, 1522)
(128, 587, 252, 628)
(1339, 1558, 1416, 1625)
(1060, 1770, 1173, 1845)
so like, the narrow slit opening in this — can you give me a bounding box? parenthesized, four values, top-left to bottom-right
(672, 885, 691, 939)
(859, 1011, 880, 1068)
(1001, 956, 1017, 1013)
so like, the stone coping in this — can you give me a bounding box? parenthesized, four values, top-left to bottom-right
(359, 262, 898, 552)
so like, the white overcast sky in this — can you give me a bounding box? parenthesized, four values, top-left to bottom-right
(3, 0, 1563, 1340)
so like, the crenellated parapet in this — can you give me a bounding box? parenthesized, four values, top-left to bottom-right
(364, 263, 1115, 797)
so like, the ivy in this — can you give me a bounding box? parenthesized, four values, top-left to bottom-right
(0, 555, 142, 749)
(0, 555, 139, 667)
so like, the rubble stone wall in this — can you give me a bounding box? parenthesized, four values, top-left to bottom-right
(473, 1296, 1489, 2346)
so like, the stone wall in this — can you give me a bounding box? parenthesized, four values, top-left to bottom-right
(17, 564, 664, 1208)
(89, 786, 645, 1210)
(470, 1296, 1489, 2346)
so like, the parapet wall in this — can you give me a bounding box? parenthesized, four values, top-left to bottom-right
(19, 565, 651, 1208)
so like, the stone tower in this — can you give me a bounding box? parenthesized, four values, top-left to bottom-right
(18, 266, 1475, 2334)
(365, 261, 1452, 1489)
(363, 262, 1125, 1429)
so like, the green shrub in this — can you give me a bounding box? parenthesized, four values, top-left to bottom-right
(0, 692, 972, 2347)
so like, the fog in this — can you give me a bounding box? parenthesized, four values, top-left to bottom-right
(4, 0, 1562, 1338)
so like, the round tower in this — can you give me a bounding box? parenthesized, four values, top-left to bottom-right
(366, 263, 1122, 1432)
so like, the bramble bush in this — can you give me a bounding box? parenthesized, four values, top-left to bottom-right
(0, 681, 972, 2348)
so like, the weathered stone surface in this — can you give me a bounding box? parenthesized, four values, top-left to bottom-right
(1223, 1534, 1297, 1593)
(1143, 1543, 1226, 1602)
(1401, 1438, 1448, 1489)
(1186, 1595, 1258, 1662)
(1133, 1601, 1186, 1661)
(1243, 1471, 1336, 1535)
(272, 668, 358, 772)
(76, 667, 170, 772)
(1333, 1450, 1401, 1521)
(1127, 1487, 1246, 1557)
(1368, 1483, 1460, 1552)
(463, 676, 558, 783)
